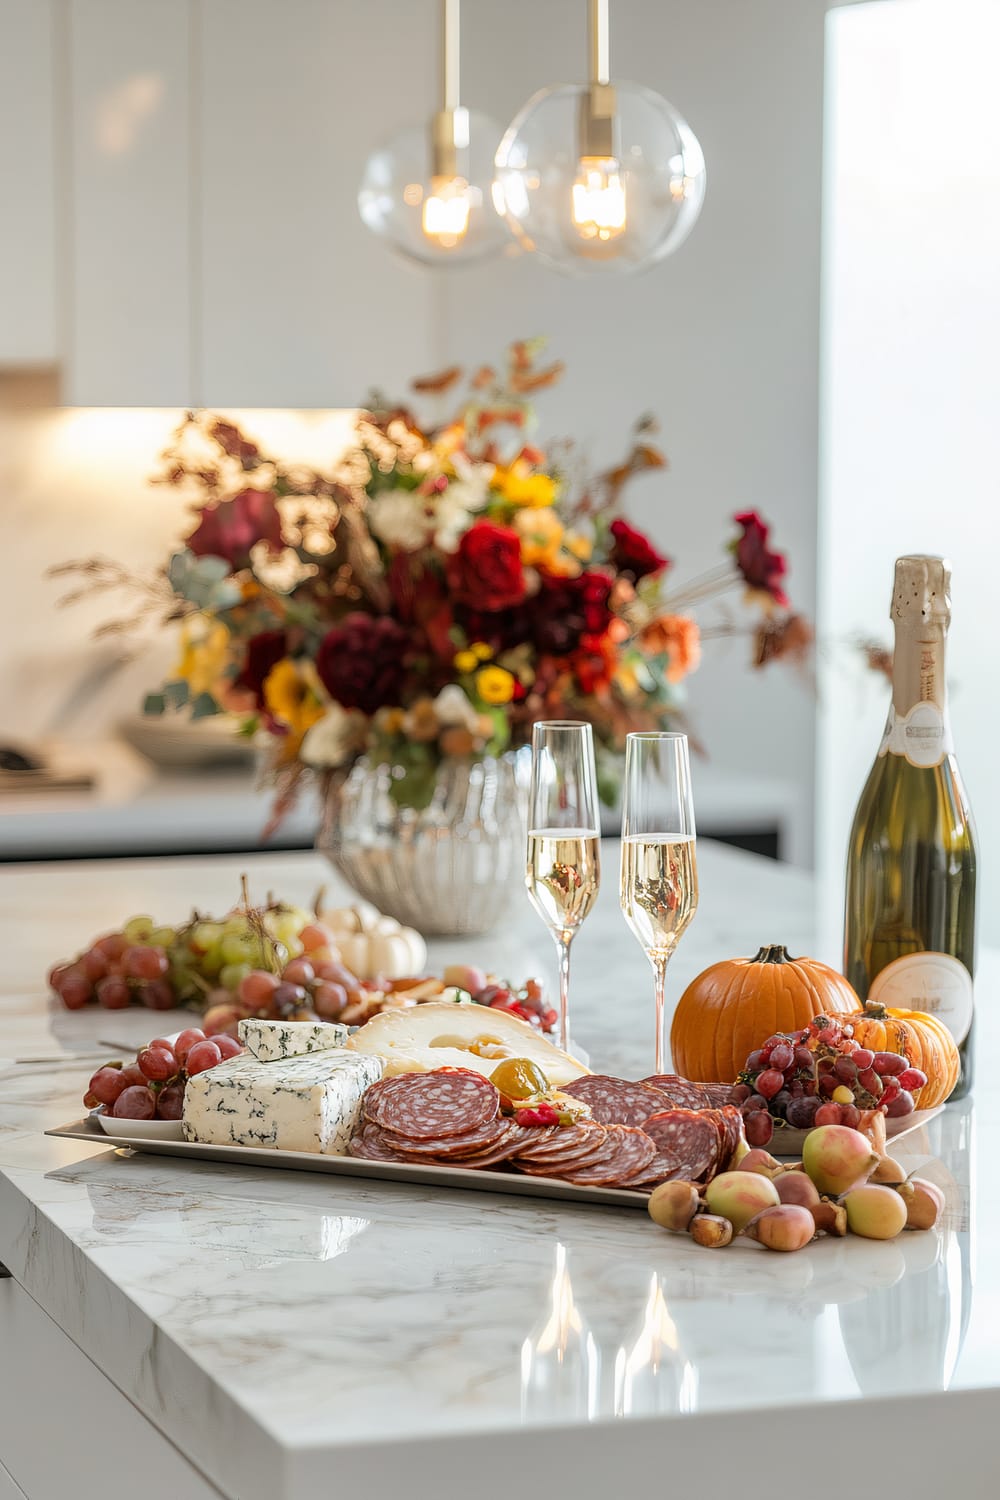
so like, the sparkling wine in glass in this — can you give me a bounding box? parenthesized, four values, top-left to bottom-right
(526, 721, 601, 1052)
(620, 732, 699, 1074)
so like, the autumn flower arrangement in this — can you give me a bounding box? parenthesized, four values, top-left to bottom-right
(57, 341, 809, 813)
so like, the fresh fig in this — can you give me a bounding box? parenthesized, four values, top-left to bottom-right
(900, 1177, 945, 1231)
(802, 1125, 879, 1196)
(704, 1170, 780, 1231)
(810, 1197, 847, 1236)
(742, 1204, 815, 1252)
(647, 1180, 700, 1233)
(843, 1183, 908, 1240)
(774, 1171, 821, 1209)
(739, 1149, 784, 1178)
(870, 1155, 908, 1186)
(689, 1213, 733, 1248)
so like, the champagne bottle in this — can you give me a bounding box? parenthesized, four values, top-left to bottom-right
(844, 556, 977, 1097)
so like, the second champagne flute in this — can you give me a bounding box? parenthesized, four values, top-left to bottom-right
(526, 722, 601, 1053)
(620, 731, 699, 1074)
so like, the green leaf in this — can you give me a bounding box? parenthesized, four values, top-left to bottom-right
(143, 693, 166, 716)
(190, 692, 222, 720)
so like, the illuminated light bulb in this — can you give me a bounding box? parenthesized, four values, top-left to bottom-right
(421, 175, 473, 249)
(495, 0, 704, 274)
(358, 1, 506, 266)
(570, 156, 627, 241)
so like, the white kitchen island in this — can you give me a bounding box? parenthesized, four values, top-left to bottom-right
(0, 843, 995, 1500)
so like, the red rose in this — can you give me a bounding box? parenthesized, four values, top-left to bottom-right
(186, 488, 283, 569)
(532, 570, 613, 654)
(609, 518, 670, 581)
(237, 629, 288, 709)
(733, 511, 789, 607)
(316, 614, 409, 715)
(447, 521, 526, 612)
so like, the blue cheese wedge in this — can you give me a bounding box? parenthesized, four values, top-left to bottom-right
(183, 1050, 382, 1154)
(237, 1018, 348, 1062)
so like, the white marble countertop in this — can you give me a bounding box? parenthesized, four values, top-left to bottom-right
(0, 844, 995, 1499)
(0, 740, 809, 862)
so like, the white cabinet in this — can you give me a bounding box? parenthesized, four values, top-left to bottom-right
(0, 0, 58, 367)
(0, 1278, 221, 1500)
(196, 0, 437, 407)
(63, 0, 193, 405)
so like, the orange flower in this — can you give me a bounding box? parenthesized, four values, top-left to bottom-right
(641, 614, 702, 684)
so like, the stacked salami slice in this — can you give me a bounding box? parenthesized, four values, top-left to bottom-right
(348, 1069, 744, 1193)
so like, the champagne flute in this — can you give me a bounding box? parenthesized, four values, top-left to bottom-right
(526, 722, 601, 1052)
(620, 732, 698, 1074)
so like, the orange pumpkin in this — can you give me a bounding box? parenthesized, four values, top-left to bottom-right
(670, 944, 862, 1085)
(849, 1001, 959, 1108)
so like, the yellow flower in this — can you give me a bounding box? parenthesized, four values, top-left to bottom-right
(493, 461, 558, 509)
(470, 641, 493, 661)
(564, 529, 594, 562)
(263, 658, 325, 760)
(174, 619, 230, 697)
(453, 649, 478, 674)
(475, 665, 516, 705)
(513, 507, 563, 567)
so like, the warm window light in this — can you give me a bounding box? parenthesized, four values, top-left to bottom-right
(571, 156, 627, 241)
(421, 175, 473, 248)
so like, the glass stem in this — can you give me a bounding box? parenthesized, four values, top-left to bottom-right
(652, 953, 669, 1075)
(555, 932, 573, 1053)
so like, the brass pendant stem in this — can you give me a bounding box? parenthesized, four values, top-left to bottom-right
(581, 0, 616, 157)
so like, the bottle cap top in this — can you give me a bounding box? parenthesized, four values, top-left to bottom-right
(892, 555, 951, 627)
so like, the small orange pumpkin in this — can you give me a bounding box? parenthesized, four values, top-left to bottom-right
(849, 1000, 959, 1108)
(670, 945, 862, 1085)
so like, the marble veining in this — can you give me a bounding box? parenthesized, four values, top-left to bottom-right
(0, 844, 994, 1500)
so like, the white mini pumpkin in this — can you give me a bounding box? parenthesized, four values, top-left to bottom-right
(320, 904, 427, 980)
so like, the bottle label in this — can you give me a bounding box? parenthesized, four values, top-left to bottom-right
(878, 702, 953, 768)
(868, 952, 973, 1044)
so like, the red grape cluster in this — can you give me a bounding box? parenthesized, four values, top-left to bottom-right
(84, 1027, 243, 1121)
(475, 979, 558, 1032)
(49, 931, 174, 1012)
(730, 1014, 928, 1147)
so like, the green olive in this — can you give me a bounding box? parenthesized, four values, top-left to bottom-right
(491, 1057, 549, 1100)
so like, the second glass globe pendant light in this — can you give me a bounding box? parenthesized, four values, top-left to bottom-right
(357, 0, 506, 265)
(494, 0, 706, 273)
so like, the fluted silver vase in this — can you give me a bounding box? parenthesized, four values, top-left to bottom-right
(318, 751, 529, 936)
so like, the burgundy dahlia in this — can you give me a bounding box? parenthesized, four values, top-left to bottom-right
(237, 629, 289, 708)
(609, 518, 670, 581)
(733, 511, 789, 607)
(316, 614, 409, 715)
(186, 488, 283, 569)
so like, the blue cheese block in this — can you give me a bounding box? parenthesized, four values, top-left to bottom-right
(183, 1050, 382, 1154)
(237, 1018, 348, 1062)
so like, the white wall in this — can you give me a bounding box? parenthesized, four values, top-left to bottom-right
(817, 0, 1000, 953)
(436, 0, 829, 863)
(0, 0, 831, 867)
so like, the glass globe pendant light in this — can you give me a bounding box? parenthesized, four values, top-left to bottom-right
(358, 0, 507, 265)
(493, 0, 706, 274)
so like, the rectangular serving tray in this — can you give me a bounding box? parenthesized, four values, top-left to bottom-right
(46, 1116, 652, 1210)
(47, 1104, 944, 1208)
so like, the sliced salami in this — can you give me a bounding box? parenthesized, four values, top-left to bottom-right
(641, 1075, 734, 1110)
(558, 1124, 657, 1186)
(559, 1075, 674, 1127)
(380, 1115, 513, 1158)
(643, 1109, 720, 1182)
(514, 1126, 613, 1175)
(513, 1122, 601, 1162)
(348, 1125, 412, 1162)
(621, 1152, 688, 1190)
(365, 1071, 500, 1138)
